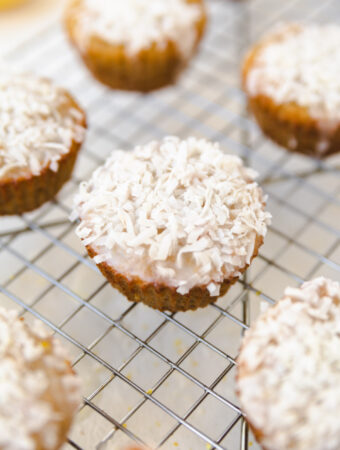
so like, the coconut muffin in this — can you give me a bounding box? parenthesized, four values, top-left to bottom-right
(0, 307, 81, 450)
(237, 277, 340, 450)
(64, 0, 206, 92)
(72, 136, 271, 312)
(0, 71, 86, 215)
(242, 23, 340, 157)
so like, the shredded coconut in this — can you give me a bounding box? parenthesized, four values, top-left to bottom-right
(0, 308, 81, 450)
(0, 71, 85, 180)
(237, 277, 340, 450)
(72, 0, 204, 57)
(245, 24, 340, 130)
(72, 137, 271, 295)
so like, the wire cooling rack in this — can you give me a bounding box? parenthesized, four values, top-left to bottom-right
(1, 0, 340, 449)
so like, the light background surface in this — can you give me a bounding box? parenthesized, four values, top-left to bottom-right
(0, 0, 340, 449)
(0, 0, 61, 54)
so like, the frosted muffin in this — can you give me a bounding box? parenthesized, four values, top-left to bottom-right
(0, 307, 81, 450)
(72, 137, 271, 312)
(237, 277, 340, 450)
(0, 71, 86, 215)
(243, 24, 340, 157)
(64, 0, 206, 92)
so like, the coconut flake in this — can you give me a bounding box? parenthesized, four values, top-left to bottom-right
(73, 137, 271, 295)
(245, 23, 340, 129)
(0, 307, 81, 450)
(237, 277, 340, 450)
(72, 0, 204, 57)
(0, 71, 85, 179)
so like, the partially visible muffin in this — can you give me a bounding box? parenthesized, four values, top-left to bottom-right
(0, 71, 86, 215)
(72, 136, 271, 312)
(0, 307, 82, 450)
(0, 0, 28, 9)
(124, 447, 148, 450)
(64, 0, 206, 92)
(237, 277, 340, 450)
(243, 23, 340, 157)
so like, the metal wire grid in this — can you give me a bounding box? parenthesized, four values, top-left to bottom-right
(1, 0, 340, 448)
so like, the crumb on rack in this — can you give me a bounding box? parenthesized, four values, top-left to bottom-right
(41, 340, 51, 350)
(174, 338, 184, 354)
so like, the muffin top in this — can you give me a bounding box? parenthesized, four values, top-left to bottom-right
(69, 0, 204, 57)
(0, 71, 85, 181)
(244, 23, 340, 127)
(73, 137, 270, 295)
(237, 277, 340, 450)
(0, 307, 81, 450)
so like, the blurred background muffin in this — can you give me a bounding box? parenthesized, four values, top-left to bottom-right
(64, 0, 207, 91)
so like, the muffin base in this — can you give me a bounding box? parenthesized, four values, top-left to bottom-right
(86, 235, 263, 312)
(242, 34, 340, 158)
(0, 140, 81, 215)
(79, 41, 197, 93)
(247, 94, 340, 158)
(65, 0, 206, 92)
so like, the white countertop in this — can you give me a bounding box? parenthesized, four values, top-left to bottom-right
(0, 0, 62, 55)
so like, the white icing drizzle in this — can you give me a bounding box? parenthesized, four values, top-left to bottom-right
(237, 277, 340, 450)
(245, 24, 340, 129)
(72, 137, 271, 295)
(72, 0, 204, 57)
(0, 308, 81, 450)
(0, 71, 85, 180)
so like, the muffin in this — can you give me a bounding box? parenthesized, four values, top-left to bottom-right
(0, 71, 86, 215)
(237, 277, 340, 450)
(64, 0, 206, 92)
(0, 307, 82, 450)
(72, 136, 271, 312)
(242, 23, 340, 157)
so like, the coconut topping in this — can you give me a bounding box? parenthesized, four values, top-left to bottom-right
(245, 24, 340, 129)
(0, 71, 85, 180)
(72, 0, 204, 57)
(72, 137, 271, 295)
(237, 277, 340, 450)
(0, 308, 81, 450)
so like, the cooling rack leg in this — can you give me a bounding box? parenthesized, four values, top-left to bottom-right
(241, 419, 249, 450)
(240, 272, 250, 450)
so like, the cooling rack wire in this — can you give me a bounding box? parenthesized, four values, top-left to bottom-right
(1, 0, 340, 449)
